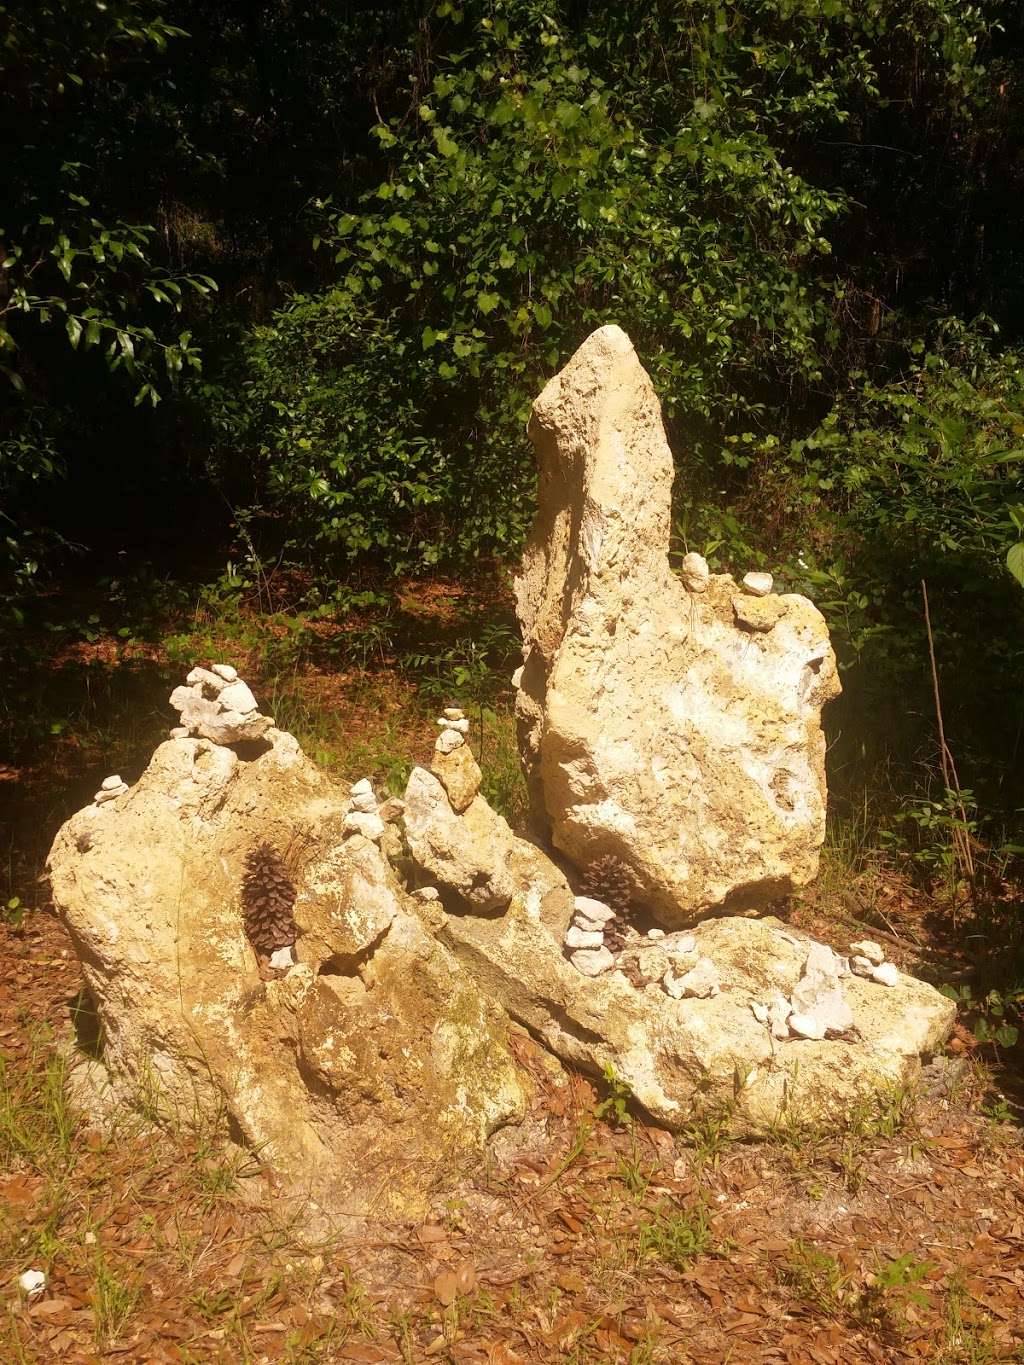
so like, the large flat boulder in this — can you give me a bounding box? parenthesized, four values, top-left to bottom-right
(515, 324, 841, 925)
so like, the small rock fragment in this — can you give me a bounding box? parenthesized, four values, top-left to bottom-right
(101, 775, 124, 791)
(574, 912, 610, 932)
(350, 778, 374, 796)
(572, 896, 615, 924)
(431, 743, 482, 813)
(169, 727, 188, 739)
(511, 666, 524, 689)
(742, 571, 774, 597)
(436, 717, 470, 734)
(681, 551, 710, 593)
(733, 595, 787, 633)
(435, 729, 464, 755)
(211, 663, 238, 682)
(570, 946, 615, 977)
(94, 784, 128, 805)
(647, 928, 666, 940)
(664, 956, 720, 999)
(413, 886, 441, 903)
(217, 680, 259, 715)
(349, 791, 378, 814)
(849, 954, 874, 978)
(268, 945, 295, 971)
(871, 962, 900, 987)
(378, 797, 406, 823)
(750, 1001, 770, 1024)
(344, 812, 386, 842)
(186, 666, 228, 692)
(443, 708, 465, 721)
(789, 1011, 827, 1041)
(850, 939, 885, 965)
(19, 1269, 45, 1296)
(565, 926, 605, 950)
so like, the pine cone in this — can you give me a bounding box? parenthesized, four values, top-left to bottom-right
(579, 853, 638, 917)
(241, 843, 296, 955)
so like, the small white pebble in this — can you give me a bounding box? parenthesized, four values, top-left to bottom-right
(414, 886, 441, 902)
(350, 778, 373, 796)
(211, 663, 238, 682)
(442, 707, 465, 721)
(647, 928, 666, 940)
(348, 791, 378, 814)
(435, 730, 464, 755)
(19, 1269, 45, 1296)
(100, 775, 123, 791)
(574, 913, 609, 932)
(570, 946, 615, 977)
(511, 666, 524, 689)
(217, 680, 258, 715)
(751, 1001, 770, 1024)
(572, 896, 615, 924)
(681, 551, 710, 593)
(850, 939, 885, 965)
(565, 925, 604, 950)
(849, 954, 874, 978)
(84, 1231, 97, 1246)
(788, 1011, 827, 1040)
(169, 726, 188, 740)
(742, 571, 774, 596)
(268, 945, 295, 971)
(871, 962, 900, 987)
(94, 784, 128, 805)
(344, 811, 385, 842)
(436, 717, 470, 734)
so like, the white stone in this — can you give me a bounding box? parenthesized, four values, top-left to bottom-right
(872, 962, 900, 987)
(574, 912, 609, 932)
(211, 664, 238, 682)
(789, 1011, 827, 1041)
(664, 956, 720, 1000)
(268, 945, 295, 971)
(511, 666, 524, 689)
(572, 896, 615, 924)
(647, 928, 666, 940)
(186, 666, 228, 692)
(513, 326, 840, 927)
(443, 708, 465, 721)
(850, 939, 885, 965)
(751, 1001, 770, 1024)
(19, 1269, 45, 1296)
(435, 729, 465, 755)
(436, 717, 470, 734)
(668, 933, 697, 958)
(565, 926, 604, 950)
(378, 797, 405, 823)
(681, 551, 710, 593)
(788, 941, 853, 1037)
(94, 785, 128, 805)
(741, 571, 774, 597)
(569, 946, 615, 977)
(349, 792, 378, 814)
(101, 775, 124, 791)
(217, 680, 259, 715)
(344, 811, 386, 842)
(169, 727, 188, 739)
(850, 955, 874, 978)
(413, 886, 441, 902)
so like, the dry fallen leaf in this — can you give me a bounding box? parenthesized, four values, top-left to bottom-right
(434, 1269, 459, 1306)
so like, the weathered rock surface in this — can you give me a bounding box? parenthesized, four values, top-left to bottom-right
(514, 324, 841, 925)
(439, 898, 955, 1132)
(47, 727, 527, 1226)
(403, 765, 575, 934)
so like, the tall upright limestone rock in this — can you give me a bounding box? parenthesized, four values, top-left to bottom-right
(515, 325, 841, 926)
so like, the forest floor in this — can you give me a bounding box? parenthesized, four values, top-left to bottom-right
(2, 572, 1023, 1363)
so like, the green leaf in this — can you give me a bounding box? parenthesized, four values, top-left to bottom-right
(1007, 542, 1024, 588)
(476, 291, 500, 315)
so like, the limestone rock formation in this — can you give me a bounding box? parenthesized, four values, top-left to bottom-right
(439, 892, 955, 1132)
(47, 702, 527, 1226)
(514, 324, 841, 925)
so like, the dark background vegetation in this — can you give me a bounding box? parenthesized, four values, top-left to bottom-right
(3, 0, 1024, 1028)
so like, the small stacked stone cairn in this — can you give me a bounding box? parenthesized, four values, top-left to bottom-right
(92, 774, 129, 806)
(618, 930, 721, 998)
(848, 938, 900, 987)
(430, 707, 482, 813)
(168, 664, 273, 745)
(564, 895, 616, 976)
(343, 778, 386, 843)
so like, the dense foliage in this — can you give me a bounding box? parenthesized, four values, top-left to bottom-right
(3, 0, 1024, 821)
